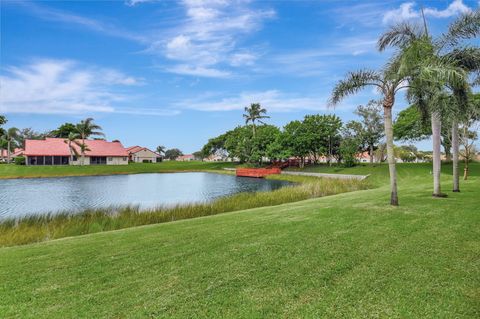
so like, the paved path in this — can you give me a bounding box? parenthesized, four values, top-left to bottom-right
(281, 171, 369, 180)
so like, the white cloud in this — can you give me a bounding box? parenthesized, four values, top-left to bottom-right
(125, 0, 160, 6)
(154, 0, 274, 77)
(383, 2, 419, 25)
(424, 0, 472, 18)
(0, 60, 153, 115)
(166, 65, 230, 78)
(175, 90, 328, 112)
(383, 1, 473, 25)
(16, 1, 146, 43)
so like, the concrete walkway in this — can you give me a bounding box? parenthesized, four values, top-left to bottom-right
(281, 171, 369, 180)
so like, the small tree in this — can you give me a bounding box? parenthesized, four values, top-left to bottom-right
(355, 100, 384, 163)
(164, 148, 183, 160)
(339, 137, 360, 167)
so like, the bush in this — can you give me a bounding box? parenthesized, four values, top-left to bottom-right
(14, 156, 26, 165)
(339, 138, 359, 167)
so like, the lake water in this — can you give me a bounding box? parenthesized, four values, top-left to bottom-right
(0, 172, 291, 219)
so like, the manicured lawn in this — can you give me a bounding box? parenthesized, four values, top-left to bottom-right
(0, 161, 235, 179)
(0, 163, 479, 318)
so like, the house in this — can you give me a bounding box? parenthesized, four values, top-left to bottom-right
(24, 138, 128, 165)
(0, 148, 24, 162)
(176, 154, 195, 161)
(125, 146, 161, 163)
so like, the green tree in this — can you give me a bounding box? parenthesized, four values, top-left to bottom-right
(330, 63, 409, 205)
(0, 115, 6, 137)
(302, 114, 342, 165)
(354, 100, 384, 163)
(243, 103, 269, 137)
(378, 10, 477, 196)
(164, 148, 183, 160)
(281, 120, 310, 168)
(63, 132, 81, 163)
(49, 123, 77, 138)
(4, 128, 20, 163)
(76, 118, 104, 165)
(17, 128, 45, 148)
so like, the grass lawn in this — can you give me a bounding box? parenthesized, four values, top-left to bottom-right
(0, 163, 479, 318)
(0, 161, 235, 179)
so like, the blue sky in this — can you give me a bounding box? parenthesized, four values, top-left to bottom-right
(1, 0, 479, 152)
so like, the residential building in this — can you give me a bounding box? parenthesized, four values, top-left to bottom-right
(24, 138, 128, 165)
(176, 154, 195, 161)
(126, 146, 161, 163)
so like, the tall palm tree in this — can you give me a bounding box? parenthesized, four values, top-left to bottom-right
(76, 118, 104, 165)
(243, 103, 269, 137)
(156, 145, 166, 156)
(64, 132, 81, 164)
(378, 11, 475, 197)
(4, 128, 20, 163)
(330, 63, 407, 206)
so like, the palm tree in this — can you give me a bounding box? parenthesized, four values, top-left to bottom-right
(64, 132, 81, 164)
(243, 103, 269, 137)
(4, 128, 20, 163)
(378, 11, 475, 197)
(330, 64, 407, 206)
(76, 118, 104, 165)
(156, 145, 166, 156)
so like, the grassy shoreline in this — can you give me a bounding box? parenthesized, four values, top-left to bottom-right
(0, 161, 236, 179)
(0, 174, 369, 247)
(0, 163, 478, 318)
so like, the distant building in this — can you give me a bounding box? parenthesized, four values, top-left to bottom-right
(24, 138, 128, 165)
(125, 146, 161, 163)
(0, 148, 24, 162)
(176, 154, 195, 161)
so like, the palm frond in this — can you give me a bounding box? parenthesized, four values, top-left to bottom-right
(443, 46, 480, 72)
(439, 9, 480, 48)
(329, 70, 383, 106)
(378, 22, 423, 51)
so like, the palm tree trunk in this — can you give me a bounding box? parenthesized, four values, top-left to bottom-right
(383, 105, 398, 206)
(7, 140, 11, 163)
(431, 111, 445, 197)
(369, 144, 374, 164)
(451, 120, 460, 192)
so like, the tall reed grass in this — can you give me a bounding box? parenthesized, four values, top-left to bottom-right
(0, 175, 369, 247)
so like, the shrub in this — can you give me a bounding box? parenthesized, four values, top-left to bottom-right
(339, 138, 359, 167)
(14, 156, 26, 165)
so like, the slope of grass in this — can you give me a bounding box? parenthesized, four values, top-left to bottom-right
(0, 161, 235, 179)
(0, 175, 368, 247)
(0, 163, 478, 318)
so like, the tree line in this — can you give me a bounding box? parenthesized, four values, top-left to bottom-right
(201, 101, 385, 168)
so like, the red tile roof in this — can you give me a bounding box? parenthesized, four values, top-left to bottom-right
(24, 138, 128, 157)
(126, 146, 143, 153)
(126, 146, 161, 156)
(1, 148, 23, 157)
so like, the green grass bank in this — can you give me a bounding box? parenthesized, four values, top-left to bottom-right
(0, 174, 368, 247)
(0, 161, 235, 179)
(0, 163, 478, 318)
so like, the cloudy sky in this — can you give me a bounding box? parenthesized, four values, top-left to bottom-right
(1, 0, 479, 152)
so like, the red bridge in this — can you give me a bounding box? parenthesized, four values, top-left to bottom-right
(235, 167, 282, 178)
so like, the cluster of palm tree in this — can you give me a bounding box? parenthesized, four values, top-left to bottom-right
(63, 118, 104, 165)
(0, 127, 20, 163)
(330, 9, 480, 206)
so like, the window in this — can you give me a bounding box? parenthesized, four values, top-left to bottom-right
(123, 157, 127, 161)
(108, 157, 113, 162)
(72, 156, 77, 161)
(90, 156, 107, 165)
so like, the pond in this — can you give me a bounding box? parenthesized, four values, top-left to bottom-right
(0, 172, 292, 219)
